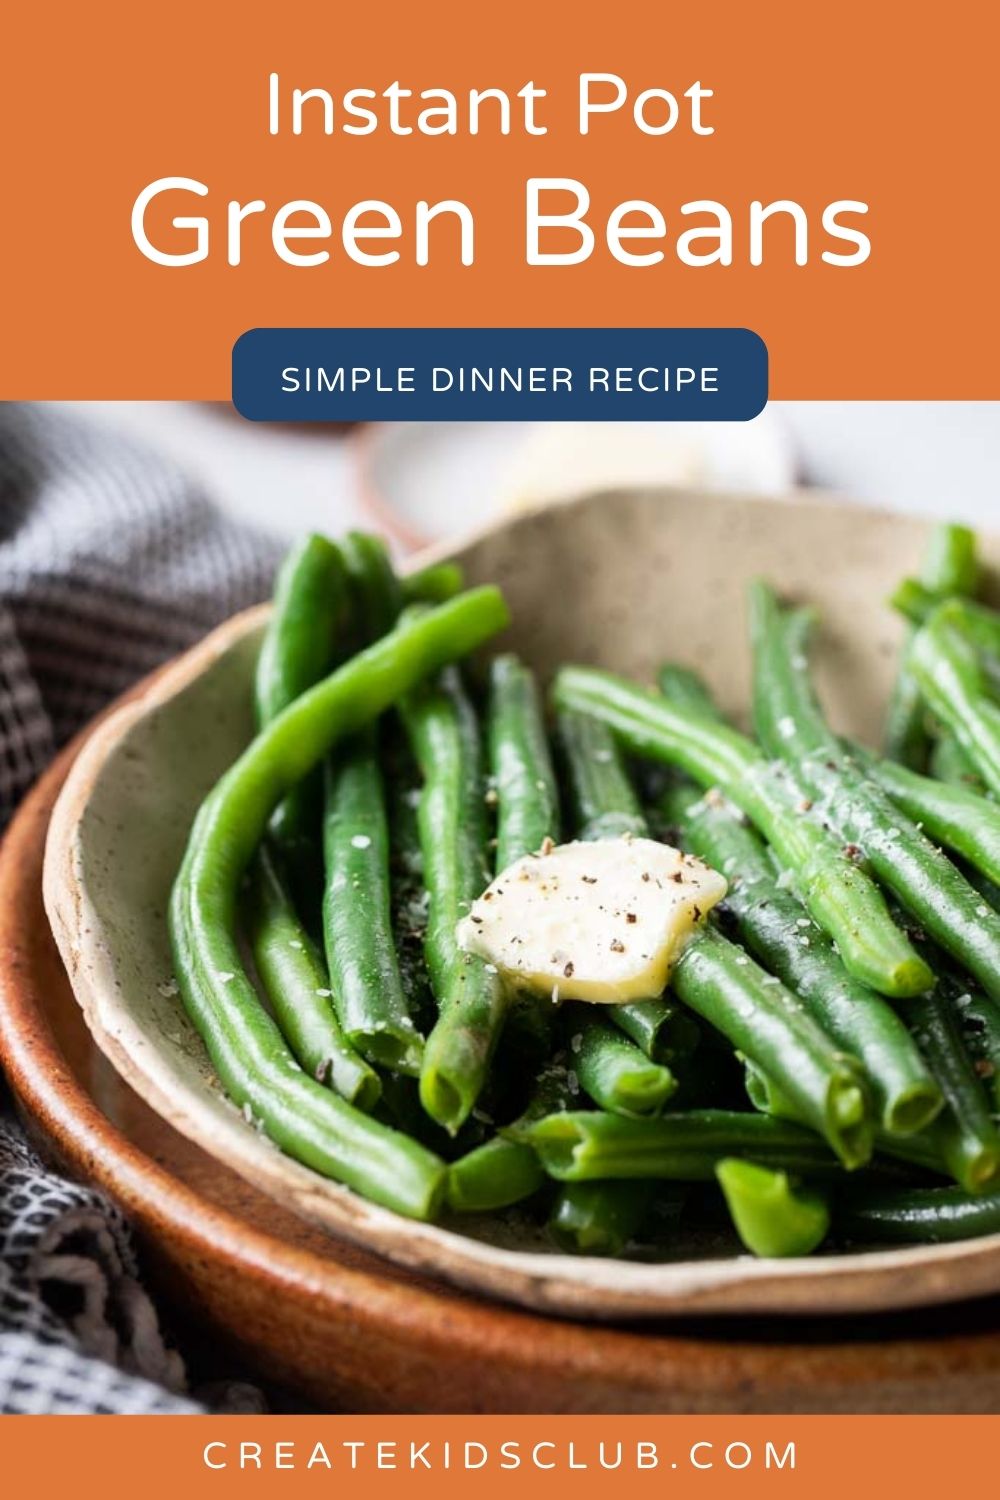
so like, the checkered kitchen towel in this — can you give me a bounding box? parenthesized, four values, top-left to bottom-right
(0, 402, 282, 1413)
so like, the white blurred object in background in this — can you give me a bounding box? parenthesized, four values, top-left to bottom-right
(359, 414, 794, 547)
(499, 417, 794, 509)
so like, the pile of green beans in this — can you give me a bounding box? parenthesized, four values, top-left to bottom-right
(171, 575, 508, 1218)
(165, 521, 1000, 1261)
(748, 580, 1000, 1005)
(659, 777, 940, 1137)
(402, 666, 508, 1131)
(552, 668, 930, 999)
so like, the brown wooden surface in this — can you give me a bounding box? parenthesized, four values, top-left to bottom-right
(1, 711, 1000, 1411)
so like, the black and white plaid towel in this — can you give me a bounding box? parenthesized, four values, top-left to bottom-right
(0, 402, 283, 1413)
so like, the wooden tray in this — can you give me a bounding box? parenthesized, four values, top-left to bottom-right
(5, 734, 1000, 1411)
(5, 487, 1000, 1410)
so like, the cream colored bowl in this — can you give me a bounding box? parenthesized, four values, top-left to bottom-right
(42, 487, 1000, 1319)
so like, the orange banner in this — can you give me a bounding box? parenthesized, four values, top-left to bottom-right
(4, 1, 999, 398)
(0, 1415, 995, 1494)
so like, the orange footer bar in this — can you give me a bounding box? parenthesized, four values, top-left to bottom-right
(0, 1415, 993, 1496)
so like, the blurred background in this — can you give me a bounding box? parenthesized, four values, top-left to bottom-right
(53, 403, 999, 550)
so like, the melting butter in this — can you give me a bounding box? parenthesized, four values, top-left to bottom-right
(457, 836, 726, 1004)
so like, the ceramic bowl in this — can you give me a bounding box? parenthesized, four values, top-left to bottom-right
(41, 486, 1000, 1319)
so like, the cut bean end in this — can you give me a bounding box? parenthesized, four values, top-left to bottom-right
(615, 1065, 678, 1118)
(716, 1158, 830, 1257)
(354, 1028, 425, 1078)
(883, 1082, 944, 1138)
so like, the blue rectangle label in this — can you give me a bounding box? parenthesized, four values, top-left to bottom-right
(232, 328, 767, 422)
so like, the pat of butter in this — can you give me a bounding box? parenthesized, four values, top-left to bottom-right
(457, 837, 727, 1004)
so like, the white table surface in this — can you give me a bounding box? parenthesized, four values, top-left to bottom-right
(53, 401, 999, 546)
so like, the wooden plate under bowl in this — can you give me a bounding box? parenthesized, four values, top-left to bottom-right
(2, 487, 1000, 1408)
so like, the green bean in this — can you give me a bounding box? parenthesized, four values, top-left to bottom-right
(921, 522, 980, 598)
(556, 708, 648, 840)
(962, 863, 1000, 917)
(715, 1158, 830, 1257)
(835, 1182, 1000, 1243)
(446, 1135, 545, 1213)
(609, 998, 701, 1066)
(402, 666, 507, 1132)
(447, 1063, 573, 1211)
(252, 533, 377, 1089)
(376, 1070, 484, 1160)
(549, 1181, 656, 1255)
(884, 668, 931, 772)
(340, 530, 402, 642)
(903, 599, 1000, 723)
(885, 523, 979, 767)
(895, 591, 1000, 658)
(910, 603, 1000, 797)
(656, 664, 724, 720)
(402, 560, 465, 605)
(386, 757, 435, 1032)
(519, 1109, 841, 1182)
(478, 652, 560, 1103)
(568, 1011, 676, 1117)
(245, 844, 380, 1108)
(255, 532, 347, 726)
(169, 587, 508, 1219)
(907, 990, 1000, 1192)
(891, 577, 940, 627)
(742, 1056, 798, 1119)
(322, 739, 424, 1073)
(552, 666, 929, 997)
(673, 924, 875, 1168)
(749, 582, 1000, 1004)
(930, 732, 986, 793)
(870, 1128, 961, 1181)
(253, 532, 385, 1090)
(320, 538, 428, 1072)
(488, 654, 560, 870)
(557, 703, 700, 1061)
(663, 782, 940, 1136)
(743, 1059, 966, 1202)
(871, 758, 1000, 884)
(953, 989, 1000, 1110)
(254, 533, 347, 895)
